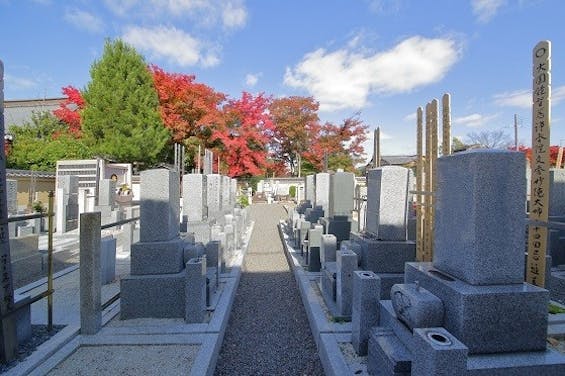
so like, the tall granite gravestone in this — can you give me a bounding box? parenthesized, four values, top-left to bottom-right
(183, 174, 207, 222)
(221, 175, 231, 213)
(6, 179, 17, 215)
(121, 169, 205, 322)
(320, 171, 355, 247)
(367, 150, 565, 375)
(348, 166, 415, 299)
(93, 179, 119, 225)
(56, 175, 79, 232)
(206, 174, 222, 220)
(315, 173, 330, 215)
(230, 179, 237, 207)
(305, 175, 315, 204)
(203, 149, 214, 175)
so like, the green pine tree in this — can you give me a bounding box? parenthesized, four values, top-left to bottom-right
(82, 39, 170, 167)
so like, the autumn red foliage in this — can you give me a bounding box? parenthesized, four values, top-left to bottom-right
(212, 92, 274, 177)
(53, 86, 84, 136)
(269, 96, 320, 175)
(150, 65, 225, 144)
(303, 114, 368, 172)
(515, 145, 565, 168)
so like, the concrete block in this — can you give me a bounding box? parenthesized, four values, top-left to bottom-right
(367, 327, 412, 376)
(320, 234, 337, 265)
(352, 270, 381, 356)
(412, 327, 468, 376)
(336, 249, 358, 317)
(185, 257, 207, 323)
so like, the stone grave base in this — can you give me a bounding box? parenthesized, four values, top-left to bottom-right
(405, 262, 548, 354)
(371, 301, 565, 376)
(130, 238, 185, 275)
(120, 272, 186, 319)
(350, 232, 415, 273)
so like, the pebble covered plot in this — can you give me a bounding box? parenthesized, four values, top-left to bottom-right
(48, 345, 199, 376)
(215, 203, 324, 376)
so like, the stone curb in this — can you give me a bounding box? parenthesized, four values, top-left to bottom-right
(278, 220, 366, 376)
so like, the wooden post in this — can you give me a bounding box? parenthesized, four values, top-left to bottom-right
(526, 41, 551, 287)
(556, 146, 563, 168)
(442, 94, 451, 156)
(423, 103, 433, 262)
(376, 127, 381, 168)
(0, 60, 17, 363)
(416, 107, 424, 261)
(430, 99, 439, 261)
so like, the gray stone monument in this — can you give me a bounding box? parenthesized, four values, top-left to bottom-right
(305, 174, 315, 203)
(6, 179, 17, 215)
(56, 175, 79, 232)
(206, 174, 222, 219)
(366, 166, 412, 240)
(315, 173, 330, 215)
(368, 150, 565, 375)
(183, 173, 207, 222)
(121, 169, 206, 322)
(352, 270, 380, 356)
(346, 166, 415, 300)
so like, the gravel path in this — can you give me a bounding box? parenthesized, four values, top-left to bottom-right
(214, 203, 324, 376)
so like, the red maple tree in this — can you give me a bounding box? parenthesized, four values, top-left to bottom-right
(269, 96, 320, 175)
(515, 145, 564, 168)
(150, 65, 225, 144)
(53, 85, 84, 136)
(303, 114, 368, 172)
(212, 92, 274, 177)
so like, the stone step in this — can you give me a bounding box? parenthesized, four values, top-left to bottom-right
(367, 327, 412, 376)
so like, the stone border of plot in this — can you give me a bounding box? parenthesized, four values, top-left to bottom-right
(8, 221, 254, 376)
(278, 220, 366, 376)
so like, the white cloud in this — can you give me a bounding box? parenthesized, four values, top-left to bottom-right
(553, 86, 565, 104)
(471, 0, 506, 23)
(453, 113, 499, 128)
(245, 73, 261, 87)
(493, 89, 530, 108)
(222, 1, 247, 29)
(284, 36, 461, 112)
(123, 25, 219, 67)
(494, 85, 565, 108)
(103, 0, 140, 17)
(403, 112, 417, 121)
(4, 74, 37, 90)
(64, 9, 104, 34)
(104, 0, 247, 29)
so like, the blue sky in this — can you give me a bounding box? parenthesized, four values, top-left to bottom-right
(1, 0, 564, 159)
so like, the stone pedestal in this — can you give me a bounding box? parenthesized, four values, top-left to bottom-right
(352, 271, 380, 356)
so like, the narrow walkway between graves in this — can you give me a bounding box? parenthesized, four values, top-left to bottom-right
(215, 203, 324, 376)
